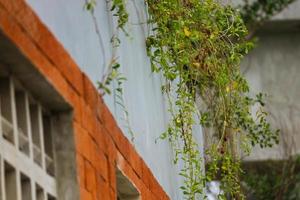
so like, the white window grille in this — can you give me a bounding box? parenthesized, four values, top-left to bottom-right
(0, 76, 57, 200)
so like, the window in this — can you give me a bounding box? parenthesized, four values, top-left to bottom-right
(116, 169, 140, 200)
(0, 76, 56, 200)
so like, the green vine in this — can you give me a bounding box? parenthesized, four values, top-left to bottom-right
(85, 0, 283, 199)
(145, 0, 278, 199)
(240, 0, 296, 39)
(85, 0, 134, 141)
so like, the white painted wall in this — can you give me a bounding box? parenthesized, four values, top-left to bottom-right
(25, 0, 204, 199)
(242, 31, 300, 161)
(222, 0, 300, 161)
(226, 0, 300, 20)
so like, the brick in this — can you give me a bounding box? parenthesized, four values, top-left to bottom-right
(87, 116, 98, 142)
(0, 0, 23, 14)
(85, 161, 97, 193)
(0, 5, 80, 108)
(118, 135, 131, 159)
(80, 187, 93, 200)
(82, 73, 99, 112)
(141, 187, 152, 200)
(127, 150, 143, 178)
(107, 160, 117, 191)
(90, 140, 108, 181)
(150, 179, 166, 200)
(0, 1, 171, 199)
(76, 154, 86, 188)
(73, 97, 83, 124)
(1, 0, 83, 96)
(74, 122, 92, 161)
(141, 163, 154, 189)
(109, 187, 116, 200)
(99, 104, 121, 140)
(140, 162, 168, 200)
(96, 176, 110, 200)
(104, 133, 117, 162)
(92, 121, 108, 155)
(116, 152, 142, 192)
(82, 105, 97, 136)
(96, 95, 105, 122)
(14, 2, 83, 95)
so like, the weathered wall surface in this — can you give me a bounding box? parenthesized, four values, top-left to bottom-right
(222, 0, 300, 161)
(225, 0, 300, 20)
(0, 0, 172, 199)
(243, 30, 300, 161)
(24, 0, 197, 199)
(273, 0, 300, 20)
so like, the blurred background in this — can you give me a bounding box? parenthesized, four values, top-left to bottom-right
(224, 0, 300, 199)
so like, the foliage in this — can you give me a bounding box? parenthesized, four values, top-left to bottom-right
(110, 0, 129, 33)
(84, 0, 291, 199)
(240, 0, 296, 37)
(242, 157, 300, 200)
(85, 0, 134, 140)
(145, 0, 278, 199)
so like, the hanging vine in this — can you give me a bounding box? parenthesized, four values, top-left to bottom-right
(240, 0, 295, 38)
(145, 0, 279, 199)
(85, 0, 135, 141)
(85, 0, 281, 199)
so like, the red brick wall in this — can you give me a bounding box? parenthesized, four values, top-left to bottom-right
(0, 0, 170, 199)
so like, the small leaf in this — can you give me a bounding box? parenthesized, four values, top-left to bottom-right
(184, 27, 191, 37)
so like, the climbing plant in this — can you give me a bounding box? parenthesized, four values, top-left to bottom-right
(239, 0, 296, 39)
(83, 0, 294, 199)
(242, 157, 300, 200)
(85, 0, 135, 141)
(145, 1, 279, 199)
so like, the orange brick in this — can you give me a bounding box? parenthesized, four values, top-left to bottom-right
(83, 73, 99, 112)
(74, 122, 92, 161)
(0, 0, 23, 14)
(0, 5, 79, 108)
(96, 176, 110, 200)
(80, 187, 93, 200)
(0, 1, 171, 199)
(13, 2, 84, 95)
(76, 154, 86, 187)
(127, 150, 143, 178)
(93, 121, 108, 155)
(99, 104, 121, 141)
(109, 187, 116, 200)
(85, 161, 97, 193)
(141, 186, 152, 200)
(73, 97, 83, 124)
(82, 105, 97, 136)
(87, 116, 98, 142)
(116, 152, 142, 192)
(141, 163, 154, 189)
(96, 95, 105, 122)
(107, 160, 117, 191)
(90, 140, 108, 181)
(102, 128, 117, 161)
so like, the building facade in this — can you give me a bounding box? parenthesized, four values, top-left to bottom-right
(1, 0, 299, 200)
(241, 0, 300, 161)
(0, 0, 200, 199)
